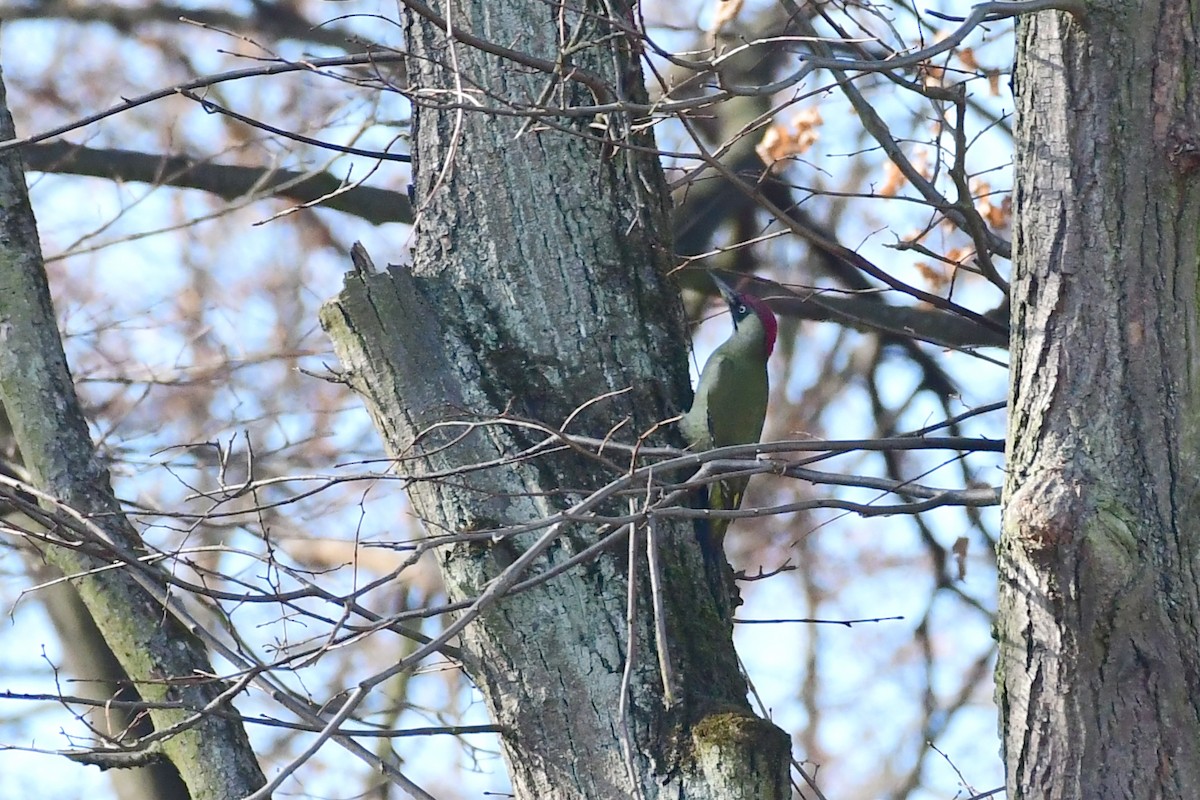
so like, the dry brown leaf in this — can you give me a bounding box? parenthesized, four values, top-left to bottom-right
(957, 47, 980, 71)
(952, 536, 969, 580)
(972, 180, 1012, 229)
(755, 125, 787, 170)
(944, 246, 972, 265)
(914, 261, 950, 292)
(755, 108, 823, 170)
(919, 62, 945, 88)
(977, 194, 1012, 229)
(709, 0, 746, 33)
(792, 106, 824, 131)
(915, 149, 932, 180)
(878, 160, 906, 197)
(987, 69, 1002, 96)
(877, 149, 928, 196)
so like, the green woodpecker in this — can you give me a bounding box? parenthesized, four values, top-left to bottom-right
(680, 274, 777, 579)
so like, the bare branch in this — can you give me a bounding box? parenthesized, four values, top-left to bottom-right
(22, 141, 412, 225)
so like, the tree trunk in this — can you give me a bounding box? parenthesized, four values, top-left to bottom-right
(320, 2, 790, 797)
(999, 2, 1200, 797)
(0, 64, 266, 800)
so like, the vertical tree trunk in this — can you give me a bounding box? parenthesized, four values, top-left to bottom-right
(0, 65, 266, 800)
(321, 2, 790, 797)
(999, 2, 1200, 797)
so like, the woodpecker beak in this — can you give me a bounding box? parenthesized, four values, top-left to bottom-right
(709, 273, 740, 311)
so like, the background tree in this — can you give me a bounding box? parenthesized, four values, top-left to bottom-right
(999, 2, 1200, 797)
(0, 0, 1103, 798)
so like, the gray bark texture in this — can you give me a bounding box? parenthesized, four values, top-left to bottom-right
(33, 561, 191, 800)
(0, 63, 267, 799)
(999, 2, 1200, 798)
(320, 2, 791, 798)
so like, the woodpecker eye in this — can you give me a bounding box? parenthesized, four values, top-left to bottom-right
(736, 304, 748, 315)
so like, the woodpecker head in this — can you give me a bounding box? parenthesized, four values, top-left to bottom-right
(711, 274, 778, 359)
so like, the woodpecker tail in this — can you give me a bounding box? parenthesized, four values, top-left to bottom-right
(691, 482, 740, 616)
(693, 488, 725, 566)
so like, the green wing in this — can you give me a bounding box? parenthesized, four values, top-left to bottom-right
(703, 349, 769, 449)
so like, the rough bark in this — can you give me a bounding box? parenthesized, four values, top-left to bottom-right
(34, 567, 191, 800)
(999, 2, 1200, 798)
(320, 2, 790, 797)
(0, 62, 266, 799)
